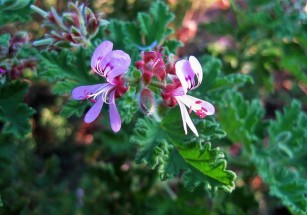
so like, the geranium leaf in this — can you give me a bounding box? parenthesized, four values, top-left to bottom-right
(0, 81, 35, 137)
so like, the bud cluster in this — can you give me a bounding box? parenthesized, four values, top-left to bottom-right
(31, 1, 108, 48)
(135, 48, 178, 114)
(0, 32, 36, 82)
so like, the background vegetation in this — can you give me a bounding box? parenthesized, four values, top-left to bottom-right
(0, 0, 306, 214)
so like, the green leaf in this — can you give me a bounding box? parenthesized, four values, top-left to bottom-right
(280, 45, 307, 84)
(217, 90, 264, 148)
(39, 47, 103, 120)
(253, 100, 307, 214)
(178, 142, 236, 193)
(0, 81, 35, 137)
(0, 194, 3, 207)
(163, 39, 183, 54)
(0, 0, 33, 25)
(117, 87, 138, 124)
(199, 56, 253, 93)
(106, 1, 178, 61)
(131, 108, 236, 193)
(0, 33, 10, 47)
(60, 99, 89, 118)
(39, 47, 98, 95)
(137, 1, 175, 44)
(103, 20, 126, 48)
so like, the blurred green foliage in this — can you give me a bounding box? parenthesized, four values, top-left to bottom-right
(0, 0, 306, 214)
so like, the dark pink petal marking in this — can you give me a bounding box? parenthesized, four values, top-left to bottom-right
(91, 41, 113, 72)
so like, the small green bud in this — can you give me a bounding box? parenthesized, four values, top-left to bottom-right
(139, 88, 156, 115)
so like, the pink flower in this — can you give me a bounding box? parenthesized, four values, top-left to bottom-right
(162, 56, 215, 136)
(72, 41, 131, 132)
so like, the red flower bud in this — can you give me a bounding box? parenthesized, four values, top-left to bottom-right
(10, 31, 29, 46)
(47, 8, 64, 28)
(85, 7, 95, 23)
(166, 62, 176, 75)
(142, 69, 153, 85)
(63, 12, 80, 28)
(86, 17, 99, 36)
(135, 61, 144, 70)
(142, 51, 156, 63)
(114, 76, 129, 98)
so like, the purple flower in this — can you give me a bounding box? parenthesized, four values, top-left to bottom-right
(162, 56, 215, 136)
(72, 41, 131, 132)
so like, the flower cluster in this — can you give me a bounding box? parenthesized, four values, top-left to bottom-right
(0, 32, 36, 81)
(72, 40, 214, 136)
(31, 2, 108, 48)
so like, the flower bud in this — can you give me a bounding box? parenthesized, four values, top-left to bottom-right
(47, 7, 66, 30)
(0, 46, 8, 58)
(139, 88, 156, 115)
(86, 17, 99, 37)
(135, 61, 144, 70)
(142, 51, 156, 63)
(68, 1, 80, 13)
(115, 76, 129, 98)
(10, 66, 23, 79)
(85, 7, 95, 24)
(161, 83, 179, 107)
(22, 58, 37, 69)
(166, 62, 176, 75)
(142, 69, 153, 85)
(71, 26, 82, 37)
(10, 31, 29, 47)
(63, 12, 80, 28)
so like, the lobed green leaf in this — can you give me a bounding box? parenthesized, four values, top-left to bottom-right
(0, 81, 35, 137)
(131, 108, 236, 193)
(252, 100, 307, 214)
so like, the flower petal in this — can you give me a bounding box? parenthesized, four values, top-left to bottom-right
(71, 84, 108, 100)
(189, 56, 203, 90)
(171, 86, 185, 96)
(177, 99, 199, 136)
(109, 90, 121, 132)
(84, 96, 104, 123)
(98, 50, 131, 83)
(91, 40, 113, 74)
(175, 56, 203, 93)
(175, 59, 190, 94)
(183, 95, 215, 115)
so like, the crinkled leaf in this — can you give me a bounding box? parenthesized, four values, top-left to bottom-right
(0, 34, 10, 47)
(0, 81, 35, 137)
(138, 1, 174, 44)
(217, 90, 264, 147)
(38, 47, 100, 119)
(106, 1, 178, 62)
(117, 87, 138, 124)
(199, 56, 253, 93)
(252, 100, 307, 214)
(131, 108, 236, 193)
(163, 39, 183, 55)
(280, 47, 307, 84)
(39, 47, 99, 95)
(60, 100, 89, 118)
(0, 0, 33, 25)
